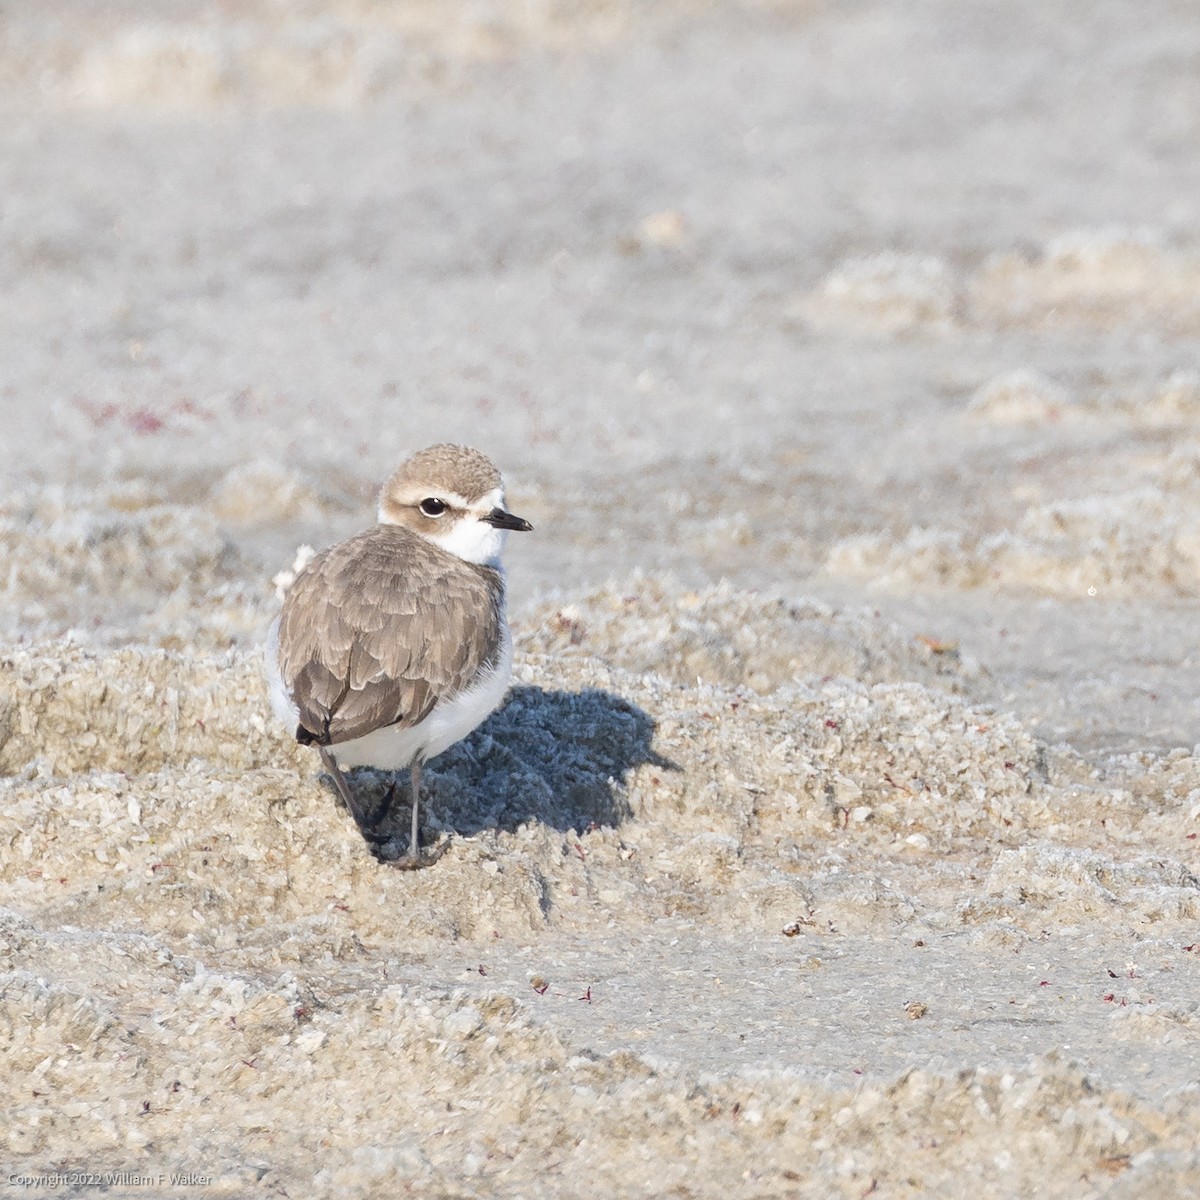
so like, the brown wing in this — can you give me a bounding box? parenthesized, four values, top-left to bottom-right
(276, 526, 503, 746)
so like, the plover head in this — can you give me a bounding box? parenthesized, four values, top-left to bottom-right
(377, 444, 533, 566)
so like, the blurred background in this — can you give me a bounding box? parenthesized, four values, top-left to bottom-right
(2, 0, 1198, 752)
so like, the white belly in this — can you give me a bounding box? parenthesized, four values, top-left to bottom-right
(265, 615, 514, 771)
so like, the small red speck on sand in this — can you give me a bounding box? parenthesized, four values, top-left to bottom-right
(478, 965, 487, 976)
(1039, 981, 1050, 987)
(1103, 994, 1115, 1002)
(128, 408, 165, 434)
(1184, 945, 1197, 952)
(578, 988, 592, 1003)
(824, 719, 839, 730)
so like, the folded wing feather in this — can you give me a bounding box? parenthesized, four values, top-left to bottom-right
(277, 525, 503, 747)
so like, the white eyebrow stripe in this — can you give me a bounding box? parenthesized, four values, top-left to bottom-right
(469, 487, 506, 512)
(426, 491, 471, 509)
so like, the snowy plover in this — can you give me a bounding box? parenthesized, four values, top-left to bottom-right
(266, 444, 532, 867)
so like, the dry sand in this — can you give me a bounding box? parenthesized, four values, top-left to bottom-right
(3, 1, 1200, 1195)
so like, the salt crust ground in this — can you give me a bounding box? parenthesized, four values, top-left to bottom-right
(5, 0, 1200, 1195)
(3, 579, 1200, 1196)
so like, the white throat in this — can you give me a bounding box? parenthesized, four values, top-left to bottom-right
(426, 516, 508, 567)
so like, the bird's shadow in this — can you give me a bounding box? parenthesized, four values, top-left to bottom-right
(337, 686, 676, 848)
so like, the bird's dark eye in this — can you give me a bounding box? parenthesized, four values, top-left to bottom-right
(419, 497, 447, 517)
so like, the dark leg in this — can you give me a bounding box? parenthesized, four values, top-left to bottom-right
(390, 758, 449, 870)
(318, 746, 356, 812)
(407, 758, 422, 861)
(318, 747, 394, 851)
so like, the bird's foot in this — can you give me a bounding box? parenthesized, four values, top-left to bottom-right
(387, 837, 451, 871)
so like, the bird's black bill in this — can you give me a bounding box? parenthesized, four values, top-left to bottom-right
(482, 507, 533, 532)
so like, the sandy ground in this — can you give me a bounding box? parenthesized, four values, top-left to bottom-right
(3, 1, 1200, 1195)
